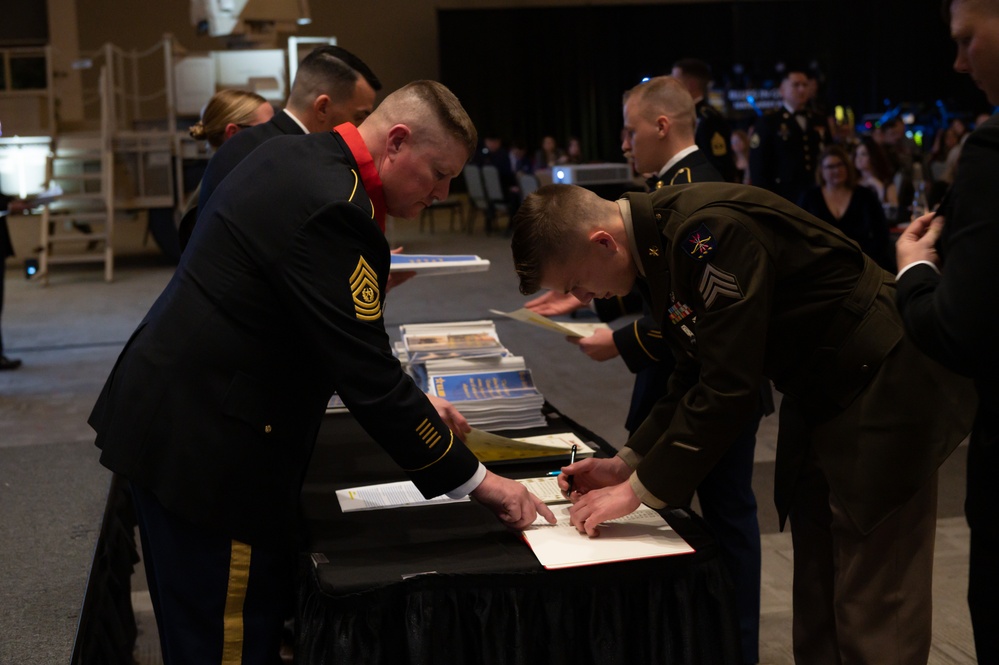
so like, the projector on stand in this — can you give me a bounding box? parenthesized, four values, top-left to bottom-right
(550, 163, 634, 186)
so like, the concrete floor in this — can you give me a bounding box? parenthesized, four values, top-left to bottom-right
(0, 208, 977, 664)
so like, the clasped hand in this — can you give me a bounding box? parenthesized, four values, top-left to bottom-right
(557, 456, 640, 536)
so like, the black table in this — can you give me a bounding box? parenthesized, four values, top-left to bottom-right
(296, 406, 740, 665)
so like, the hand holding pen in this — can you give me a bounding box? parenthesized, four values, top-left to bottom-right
(565, 444, 577, 496)
(557, 454, 632, 500)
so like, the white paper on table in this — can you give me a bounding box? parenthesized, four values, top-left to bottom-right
(515, 476, 569, 504)
(521, 505, 695, 569)
(336, 480, 470, 512)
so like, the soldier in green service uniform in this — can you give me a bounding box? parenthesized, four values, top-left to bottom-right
(511, 181, 975, 664)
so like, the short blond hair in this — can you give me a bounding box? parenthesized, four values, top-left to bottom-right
(369, 81, 477, 157)
(623, 76, 696, 138)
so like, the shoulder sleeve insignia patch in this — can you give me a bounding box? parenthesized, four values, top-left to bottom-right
(711, 132, 728, 156)
(698, 263, 744, 308)
(681, 223, 716, 261)
(350, 256, 381, 320)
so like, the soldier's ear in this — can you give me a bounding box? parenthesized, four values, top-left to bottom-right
(312, 95, 331, 121)
(385, 124, 412, 157)
(656, 115, 671, 137)
(589, 229, 619, 254)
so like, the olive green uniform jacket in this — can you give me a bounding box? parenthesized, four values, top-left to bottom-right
(623, 183, 975, 534)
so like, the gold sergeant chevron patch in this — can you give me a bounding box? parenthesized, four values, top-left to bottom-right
(350, 256, 381, 320)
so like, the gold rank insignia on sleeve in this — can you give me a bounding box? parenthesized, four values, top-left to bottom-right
(711, 132, 728, 156)
(350, 256, 381, 321)
(415, 417, 443, 449)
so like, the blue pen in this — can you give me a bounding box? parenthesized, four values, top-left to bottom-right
(546, 470, 562, 476)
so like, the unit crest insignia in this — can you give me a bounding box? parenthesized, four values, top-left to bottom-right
(350, 256, 381, 320)
(681, 223, 716, 261)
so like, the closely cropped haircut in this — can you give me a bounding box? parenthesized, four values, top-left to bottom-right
(623, 76, 696, 136)
(288, 45, 381, 109)
(373, 80, 477, 157)
(321, 45, 382, 91)
(189, 89, 268, 148)
(511, 184, 600, 295)
(817, 144, 859, 188)
(673, 58, 712, 90)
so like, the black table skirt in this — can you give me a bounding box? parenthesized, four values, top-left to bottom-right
(71, 475, 140, 665)
(296, 407, 741, 665)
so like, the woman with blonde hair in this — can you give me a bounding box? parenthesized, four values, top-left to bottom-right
(179, 89, 273, 249)
(189, 89, 273, 149)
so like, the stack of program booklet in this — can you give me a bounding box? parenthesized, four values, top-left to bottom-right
(399, 320, 506, 365)
(426, 361, 546, 431)
(399, 320, 547, 431)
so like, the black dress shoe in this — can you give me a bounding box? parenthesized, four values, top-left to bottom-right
(0, 355, 22, 370)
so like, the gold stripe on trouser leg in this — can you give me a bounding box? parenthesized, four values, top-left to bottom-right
(222, 540, 252, 665)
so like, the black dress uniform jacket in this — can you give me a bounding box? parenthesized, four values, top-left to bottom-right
(623, 183, 975, 534)
(898, 114, 999, 538)
(199, 111, 305, 214)
(89, 131, 479, 546)
(179, 112, 306, 250)
(694, 100, 738, 183)
(897, 110, 999, 665)
(748, 107, 822, 202)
